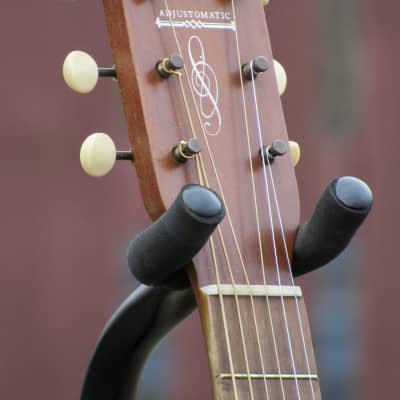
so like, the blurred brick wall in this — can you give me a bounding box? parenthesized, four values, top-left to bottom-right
(358, 1, 400, 399)
(0, 3, 149, 399)
(1, 1, 399, 400)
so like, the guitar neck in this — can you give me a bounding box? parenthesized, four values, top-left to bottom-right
(195, 283, 322, 400)
(100, 0, 323, 399)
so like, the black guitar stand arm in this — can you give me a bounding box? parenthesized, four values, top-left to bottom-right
(80, 285, 196, 400)
(81, 177, 373, 400)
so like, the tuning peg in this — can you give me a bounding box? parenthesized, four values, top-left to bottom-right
(242, 56, 270, 81)
(156, 53, 184, 78)
(273, 59, 287, 96)
(259, 139, 288, 164)
(289, 141, 301, 166)
(262, 0, 270, 5)
(80, 133, 133, 177)
(63, 51, 116, 94)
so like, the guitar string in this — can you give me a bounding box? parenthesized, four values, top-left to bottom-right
(160, 3, 320, 396)
(175, 51, 241, 400)
(183, 57, 269, 398)
(174, 7, 288, 399)
(196, 157, 257, 400)
(176, 34, 270, 400)
(247, 59, 301, 399)
(195, 155, 265, 400)
(161, 2, 293, 399)
(176, 44, 259, 400)
(161, 1, 300, 399)
(195, 153, 240, 400)
(250, 66, 317, 398)
(229, 1, 287, 398)
(231, 2, 307, 399)
(249, 59, 316, 399)
(160, 1, 247, 398)
(177, 75, 258, 399)
(161, 4, 272, 399)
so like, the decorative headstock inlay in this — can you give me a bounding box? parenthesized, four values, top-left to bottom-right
(155, 7, 236, 31)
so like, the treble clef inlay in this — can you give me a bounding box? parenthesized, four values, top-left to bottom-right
(188, 35, 222, 136)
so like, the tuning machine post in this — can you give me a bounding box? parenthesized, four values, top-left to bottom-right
(172, 138, 201, 163)
(156, 53, 184, 78)
(258, 140, 301, 167)
(242, 56, 270, 80)
(242, 56, 287, 96)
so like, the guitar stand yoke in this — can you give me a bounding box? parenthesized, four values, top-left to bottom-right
(81, 177, 373, 400)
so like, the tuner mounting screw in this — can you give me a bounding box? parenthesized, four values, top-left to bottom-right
(156, 53, 184, 78)
(242, 56, 270, 80)
(172, 138, 201, 163)
(259, 139, 288, 165)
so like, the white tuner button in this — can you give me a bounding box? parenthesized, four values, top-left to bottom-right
(262, 0, 270, 5)
(80, 133, 116, 177)
(63, 51, 99, 94)
(289, 141, 301, 167)
(273, 59, 287, 96)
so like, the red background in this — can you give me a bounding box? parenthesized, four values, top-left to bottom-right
(0, 1, 396, 399)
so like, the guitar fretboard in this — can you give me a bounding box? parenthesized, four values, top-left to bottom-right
(197, 284, 322, 400)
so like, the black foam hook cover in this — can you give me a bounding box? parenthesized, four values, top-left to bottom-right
(127, 184, 225, 287)
(292, 176, 373, 277)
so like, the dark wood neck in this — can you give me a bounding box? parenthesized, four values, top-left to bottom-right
(194, 282, 322, 400)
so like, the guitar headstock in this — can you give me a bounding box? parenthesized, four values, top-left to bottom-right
(64, 0, 301, 287)
(64, 6, 374, 399)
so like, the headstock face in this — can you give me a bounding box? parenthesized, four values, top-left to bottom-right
(103, 0, 300, 287)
